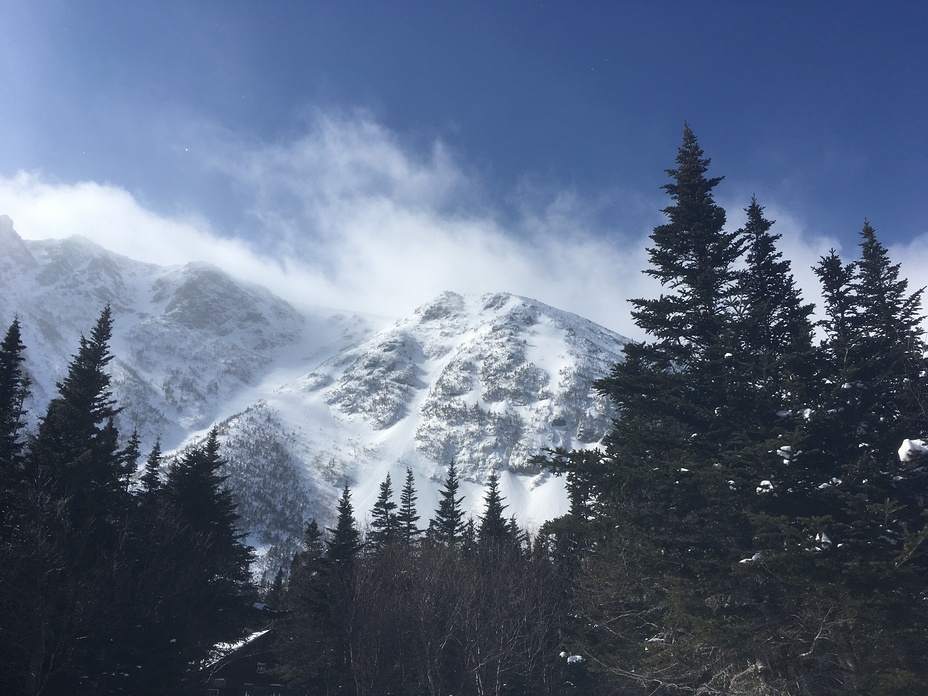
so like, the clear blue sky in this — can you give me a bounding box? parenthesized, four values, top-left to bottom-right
(1, 1, 926, 334)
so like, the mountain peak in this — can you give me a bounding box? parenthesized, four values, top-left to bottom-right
(0, 215, 37, 269)
(1, 227, 627, 580)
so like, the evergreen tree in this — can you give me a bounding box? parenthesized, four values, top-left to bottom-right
(163, 429, 256, 667)
(139, 439, 163, 499)
(460, 517, 477, 556)
(429, 460, 465, 545)
(0, 317, 29, 473)
(478, 470, 510, 545)
(327, 482, 362, 565)
(632, 123, 741, 367)
(554, 128, 800, 692)
(265, 567, 285, 607)
(12, 308, 135, 694)
(397, 466, 422, 544)
(592, 126, 750, 555)
(732, 196, 816, 420)
(849, 220, 925, 448)
(0, 317, 29, 536)
(368, 473, 400, 550)
(27, 306, 126, 533)
(814, 248, 858, 384)
(119, 428, 141, 491)
(275, 520, 341, 692)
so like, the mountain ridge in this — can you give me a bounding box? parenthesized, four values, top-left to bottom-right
(0, 217, 628, 576)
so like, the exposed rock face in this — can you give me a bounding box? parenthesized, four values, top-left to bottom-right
(0, 219, 629, 579)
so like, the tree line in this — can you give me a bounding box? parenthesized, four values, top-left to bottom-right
(3, 124, 927, 696)
(540, 125, 928, 695)
(0, 308, 256, 695)
(269, 464, 582, 696)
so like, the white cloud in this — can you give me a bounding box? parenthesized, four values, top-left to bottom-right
(4, 111, 914, 341)
(0, 113, 662, 338)
(0, 171, 297, 295)
(889, 234, 928, 303)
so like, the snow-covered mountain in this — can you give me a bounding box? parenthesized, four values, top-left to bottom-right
(0, 216, 628, 576)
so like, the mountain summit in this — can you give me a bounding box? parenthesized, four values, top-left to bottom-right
(0, 219, 627, 572)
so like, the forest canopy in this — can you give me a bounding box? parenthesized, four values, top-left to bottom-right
(2, 125, 927, 696)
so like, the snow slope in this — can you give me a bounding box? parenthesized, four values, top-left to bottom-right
(0, 217, 628, 575)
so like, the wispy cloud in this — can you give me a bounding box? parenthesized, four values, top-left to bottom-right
(4, 110, 912, 340)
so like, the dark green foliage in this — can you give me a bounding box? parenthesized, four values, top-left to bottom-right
(327, 481, 362, 564)
(0, 317, 29, 473)
(368, 473, 399, 550)
(477, 470, 510, 545)
(275, 498, 567, 696)
(0, 312, 258, 696)
(139, 438, 163, 498)
(429, 460, 465, 545)
(633, 123, 741, 366)
(547, 128, 928, 694)
(0, 317, 29, 537)
(397, 465, 422, 544)
(733, 196, 816, 422)
(274, 520, 347, 693)
(163, 428, 257, 662)
(27, 306, 126, 536)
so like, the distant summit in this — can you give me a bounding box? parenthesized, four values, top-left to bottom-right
(0, 217, 628, 577)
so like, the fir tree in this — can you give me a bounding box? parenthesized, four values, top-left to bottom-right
(429, 461, 465, 545)
(478, 470, 510, 545)
(0, 317, 29, 536)
(368, 473, 400, 550)
(163, 428, 256, 664)
(327, 482, 362, 565)
(275, 520, 340, 692)
(850, 220, 925, 448)
(26, 306, 125, 532)
(815, 249, 857, 354)
(397, 466, 422, 544)
(9, 309, 139, 694)
(265, 567, 285, 607)
(460, 517, 477, 555)
(733, 196, 816, 420)
(592, 126, 749, 553)
(0, 317, 29, 473)
(139, 439, 163, 499)
(633, 123, 741, 366)
(555, 128, 788, 691)
(119, 428, 141, 491)
(166, 429, 247, 550)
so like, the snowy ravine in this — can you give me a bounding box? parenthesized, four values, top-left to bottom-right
(0, 216, 628, 577)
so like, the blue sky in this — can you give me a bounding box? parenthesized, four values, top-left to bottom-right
(1, 1, 926, 337)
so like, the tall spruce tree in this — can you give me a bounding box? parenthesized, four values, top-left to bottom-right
(11, 308, 137, 695)
(732, 196, 815, 422)
(0, 318, 29, 473)
(429, 461, 465, 545)
(726, 198, 818, 537)
(559, 127, 799, 692)
(275, 520, 342, 693)
(368, 473, 400, 550)
(27, 306, 125, 532)
(163, 428, 256, 670)
(0, 318, 29, 536)
(632, 123, 741, 366)
(478, 471, 510, 545)
(139, 439, 163, 499)
(849, 221, 925, 450)
(397, 466, 422, 544)
(593, 126, 749, 552)
(327, 482, 362, 565)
